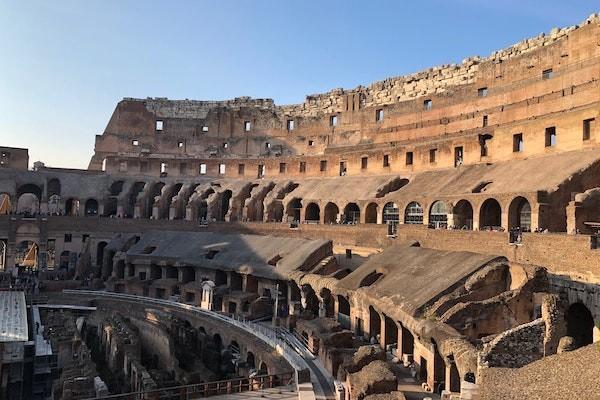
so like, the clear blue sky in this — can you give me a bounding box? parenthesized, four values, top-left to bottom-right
(0, 1, 596, 169)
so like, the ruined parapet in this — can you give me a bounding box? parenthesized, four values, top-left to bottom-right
(346, 360, 397, 400)
(480, 318, 546, 368)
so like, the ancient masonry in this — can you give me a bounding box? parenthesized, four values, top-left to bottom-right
(0, 13, 599, 400)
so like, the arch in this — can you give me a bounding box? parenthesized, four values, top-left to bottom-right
(323, 202, 340, 224)
(382, 202, 399, 224)
(17, 183, 42, 199)
(229, 340, 240, 355)
(368, 306, 381, 340)
(0, 193, 12, 214)
(128, 182, 146, 217)
(304, 202, 320, 222)
(160, 183, 183, 219)
(213, 334, 223, 351)
(218, 190, 232, 221)
(109, 180, 124, 196)
(147, 182, 166, 218)
(96, 241, 108, 267)
(365, 203, 378, 223)
(246, 351, 256, 369)
(343, 203, 360, 224)
(337, 295, 351, 330)
(17, 193, 40, 215)
(449, 362, 460, 393)
(65, 198, 80, 216)
(508, 196, 532, 232)
(359, 271, 383, 287)
(259, 361, 268, 375)
(47, 178, 61, 197)
(47, 194, 61, 215)
(15, 240, 39, 269)
(286, 198, 302, 222)
(453, 200, 473, 230)
(429, 200, 448, 229)
(267, 201, 284, 222)
(103, 198, 117, 217)
(566, 302, 595, 348)
(383, 314, 398, 349)
(479, 198, 502, 230)
(404, 201, 423, 224)
(84, 199, 99, 216)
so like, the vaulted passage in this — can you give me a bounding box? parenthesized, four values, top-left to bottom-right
(323, 202, 339, 224)
(453, 199, 473, 230)
(566, 303, 595, 348)
(304, 202, 320, 222)
(508, 196, 531, 231)
(479, 198, 501, 229)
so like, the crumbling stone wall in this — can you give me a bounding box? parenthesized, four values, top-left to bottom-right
(481, 319, 545, 368)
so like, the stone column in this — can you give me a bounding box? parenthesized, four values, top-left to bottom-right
(566, 200, 581, 234)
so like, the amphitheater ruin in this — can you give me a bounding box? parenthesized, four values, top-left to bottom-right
(0, 13, 599, 400)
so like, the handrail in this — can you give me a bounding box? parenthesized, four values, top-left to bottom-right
(62, 290, 310, 373)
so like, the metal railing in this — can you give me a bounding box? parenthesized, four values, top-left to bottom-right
(62, 290, 310, 373)
(86, 372, 295, 400)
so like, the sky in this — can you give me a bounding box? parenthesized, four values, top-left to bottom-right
(0, 1, 597, 169)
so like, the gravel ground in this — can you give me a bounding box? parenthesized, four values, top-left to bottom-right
(480, 343, 600, 400)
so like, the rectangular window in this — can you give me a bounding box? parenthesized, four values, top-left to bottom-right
(545, 126, 556, 147)
(454, 146, 463, 167)
(177, 141, 184, 148)
(201, 126, 209, 132)
(156, 120, 163, 131)
(244, 121, 251, 132)
(320, 160, 327, 172)
(375, 109, 384, 122)
(279, 163, 286, 173)
(265, 142, 271, 149)
(258, 164, 265, 178)
(406, 152, 413, 165)
(82, 234, 89, 243)
(483, 115, 488, 127)
(361, 157, 368, 169)
(160, 162, 168, 174)
(339, 161, 347, 176)
(299, 162, 306, 173)
(424, 99, 432, 110)
(287, 119, 294, 131)
(238, 163, 245, 175)
(429, 148, 437, 163)
(583, 118, 594, 141)
(119, 161, 127, 172)
(513, 133, 524, 152)
(542, 69, 553, 80)
(383, 154, 390, 167)
(223, 142, 228, 149)
(478, 87, 488, 97)
(132, 139, 139, 146)
(199, 163, 207, 175)
(219, 163, 226, 174)
(64, 234, 72, 243)
(308, 140, 314, 146)
(330, 115, 338, 126)
(179, 163, 187, 175)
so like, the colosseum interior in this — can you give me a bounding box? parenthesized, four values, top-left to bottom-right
(0, 13, 599, 400)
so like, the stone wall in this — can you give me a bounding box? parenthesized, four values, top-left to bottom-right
(480, 318, 545, 368)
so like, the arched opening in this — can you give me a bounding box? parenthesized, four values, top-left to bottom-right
(47, 194, 61, 215)
(96, 241, 108, 267)
(0, 193, 12, 214)
(449, 362, 460, 393)
(566, 303, 595, 348)
(15, 241, 39, 269)
(286, 198, 302, 222)
(60, 250, 71, 270)
(128, 182, 146, 217)
(17, 193, 40, 215)
(259, 362, 268, 375)
(267, 201, 284, 222)
(65, 198, 80, 216)
(429, 201, 448, 229)
(359, 271, 383, 287)
(343, 203, 360, 224)
(215, 270, 227, 286)
(218, 190, 232, 221)
(337, 295, 351, 330)
(383, 314, 398, 350)
(382, 202, 399, 224)
(147, 182, 165, 218)
(304, 202, 320, 222)
(400, 323, 415, 356)
(404, 201, 423, 224)
(365, 203, 378, 223)
(47, 178, 61, 197)
(161, 183, 183, 219)
(479, 198, 502, 230)
(104, 198, 117, 216)
(246, 352, 256, 369)
(323, 202, 339, 224)
(508, 197, 532, 232)
(109, 180, 124, 196)
(320, 288, 335, 318)
(84, 199, 99, 216)
(369, 306, 381, 341)
(453, 200, 473, 230)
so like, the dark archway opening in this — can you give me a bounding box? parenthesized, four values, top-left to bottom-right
(479, 198, 502, 229)
(566, 302, 595, 348)
(365, 203, 378, 223)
